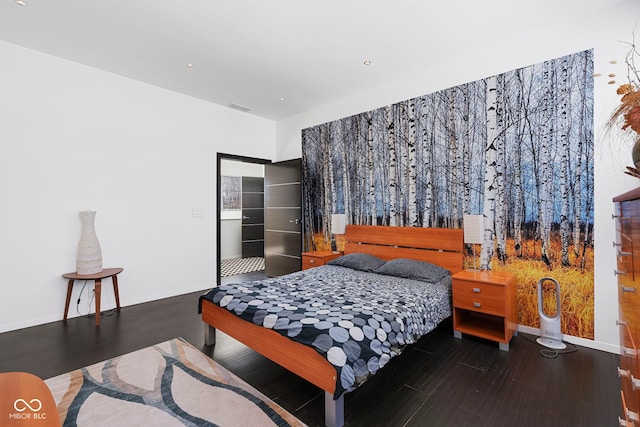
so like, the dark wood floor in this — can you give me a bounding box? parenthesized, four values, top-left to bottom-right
(0, 271, 621, 426)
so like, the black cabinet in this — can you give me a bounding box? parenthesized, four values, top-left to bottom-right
(241, 177, 264, 258)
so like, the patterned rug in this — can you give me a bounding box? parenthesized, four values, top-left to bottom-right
(44, 338, 306, 427)
(220, 257, 264, 277)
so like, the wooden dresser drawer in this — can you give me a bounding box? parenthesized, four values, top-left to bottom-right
(616, 233, 633, 278)
(620, 286, 640, 340)
(453, 280, 506, 316)
(620, 321, 638, 375)
(619, 321, 639, 416)
(620, 388, 640, 426)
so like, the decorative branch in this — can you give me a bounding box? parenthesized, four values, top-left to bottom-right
(609, 28, 640, 135)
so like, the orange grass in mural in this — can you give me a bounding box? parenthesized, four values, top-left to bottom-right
(312, 233, 345, 252)
(476, 238, 595, 340)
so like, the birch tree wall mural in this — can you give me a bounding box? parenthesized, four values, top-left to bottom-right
(302, 49, 594, 339)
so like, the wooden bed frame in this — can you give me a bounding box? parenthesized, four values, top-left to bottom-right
(201, 225, 463, 427)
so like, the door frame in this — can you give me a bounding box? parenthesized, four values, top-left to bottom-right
(216, 152, 271, 285)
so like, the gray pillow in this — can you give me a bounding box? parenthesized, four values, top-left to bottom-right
(327, 253, 386, 272)
(374, 258, 449, 283)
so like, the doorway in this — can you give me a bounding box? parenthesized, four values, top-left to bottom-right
(216, 153, 303, 284)
(217, 153, 270, 285)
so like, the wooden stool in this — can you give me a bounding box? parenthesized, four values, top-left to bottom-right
(0, 372, 61, 427)
(62, 267, 123, 326)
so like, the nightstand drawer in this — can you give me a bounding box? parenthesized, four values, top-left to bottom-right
(453, 280, 505, 315)
(302, 256, 327, 269)
(301, 251, 341, 270)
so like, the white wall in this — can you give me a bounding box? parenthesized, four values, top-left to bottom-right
(275, 1, 640, 353)
(0, 40, 275, 332)
(220, 220, 242, 260)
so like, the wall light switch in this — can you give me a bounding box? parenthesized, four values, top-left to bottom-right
(191, 208, 202, 218)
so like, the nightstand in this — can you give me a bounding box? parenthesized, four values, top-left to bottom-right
(452, 269, 517, 351)
(301, 250, 342, 270)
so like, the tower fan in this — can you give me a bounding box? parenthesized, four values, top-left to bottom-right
(536, 277, 566, 350)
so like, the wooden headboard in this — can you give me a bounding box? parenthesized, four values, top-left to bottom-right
(343, 225, 464, 274)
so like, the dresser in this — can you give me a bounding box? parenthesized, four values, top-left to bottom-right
(451, 269, 518, 351)
(613, 188, 640, 426)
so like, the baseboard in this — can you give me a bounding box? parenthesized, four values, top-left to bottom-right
(517, 325, 620, 355)
(0, 284, 213, 334)
(0, 315, 61, 334)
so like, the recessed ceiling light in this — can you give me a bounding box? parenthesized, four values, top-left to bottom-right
(363, 60, 372, 66)
(279, 97, 285, 102)
(187, 63, 193, 68)
(16, 0, 26, 5)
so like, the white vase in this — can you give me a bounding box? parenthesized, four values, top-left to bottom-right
(76, 211, 102, 274)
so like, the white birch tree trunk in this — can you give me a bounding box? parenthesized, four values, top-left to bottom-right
(462, 84, 471, 216)
(480, 76, 498, 270)
(359, 115, 367, 225)
(408, 100, 418, 226)
(448, 89, 459, 229)
(573, 134, 583, 261)
(398, 102, 409, 226)
(329, 120, 338, 214)
(341, 119, 351, 223)
(513, 72, 525, 258)
(559, 57, 571, 266)
(321, 126, 333, 243)
(494, 76, 507, 262)
(538, 60, 555, 267)
(376, 110, 389, 226)
(574, 53, 590, 262)
(387, 105, 398, 226)
(422, 96, 434, 227)
(366, 113, 376, 225)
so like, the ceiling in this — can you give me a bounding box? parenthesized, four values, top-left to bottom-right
(0, 0, 631, 121)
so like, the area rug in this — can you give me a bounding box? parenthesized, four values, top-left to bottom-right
(44, 338, 306, 427)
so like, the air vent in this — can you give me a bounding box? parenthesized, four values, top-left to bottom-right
(228, 103, 252, 113)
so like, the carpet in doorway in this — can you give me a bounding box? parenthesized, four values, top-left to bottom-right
(44, 338, 306, 427)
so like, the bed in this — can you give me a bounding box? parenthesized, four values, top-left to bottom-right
(199, 225, 463, 427)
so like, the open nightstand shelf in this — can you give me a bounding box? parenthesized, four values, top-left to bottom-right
(454, 310, 507, 341)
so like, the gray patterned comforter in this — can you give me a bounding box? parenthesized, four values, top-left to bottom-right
(200, 264, 452, 398)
